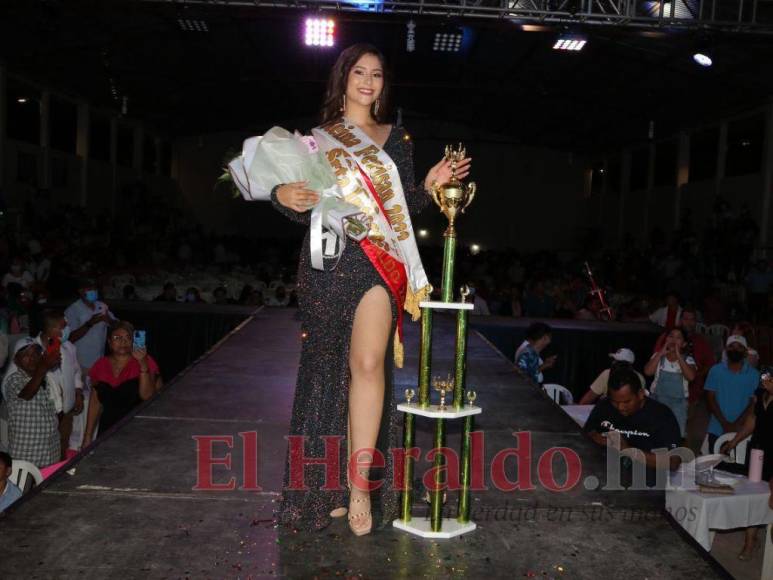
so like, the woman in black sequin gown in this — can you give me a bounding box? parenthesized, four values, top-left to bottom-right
(272, 44, 470, 534)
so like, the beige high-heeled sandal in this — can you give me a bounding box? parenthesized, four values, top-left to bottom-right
(348, 466, 372, 536)
(348, 492, 372, 536)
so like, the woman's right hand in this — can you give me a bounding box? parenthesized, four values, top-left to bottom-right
(276, 182, 320, 213)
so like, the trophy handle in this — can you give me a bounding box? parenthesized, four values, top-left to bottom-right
(462, 182, 476, 212)
(430, 182, 443, 210)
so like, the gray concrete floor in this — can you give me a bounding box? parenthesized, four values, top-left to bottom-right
(0, 309, 731, 579)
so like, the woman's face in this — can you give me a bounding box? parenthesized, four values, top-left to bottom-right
(109, 328, 132, 356)
(346, 53, 383, 110)
(666, 329, 685, 348)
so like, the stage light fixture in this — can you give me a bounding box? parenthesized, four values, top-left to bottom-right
(305, 18, 335, 47)
(432, 29, 463, 53)
(17, 97, 28, 104)
(418, 229, 429, 238)
(406, 20, 416, 53)
(553, 36, 587, 51)
(693, 52, 712, 67)
(470, 243, 481, 255)
(177, 18, 209, 32)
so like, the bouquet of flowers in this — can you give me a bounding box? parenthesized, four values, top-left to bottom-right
(225, 127, 337, 201)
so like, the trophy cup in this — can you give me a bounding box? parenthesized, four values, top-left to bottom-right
(432, 375, 453, 411)
(394, 143, 480, 539)
(430, 144, 476, 302)
(405, 388, 416, 405)
(430, 144, 476, 237)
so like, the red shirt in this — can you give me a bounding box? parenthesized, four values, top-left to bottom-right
(89, 355, 160, 388)
(652, 332, 715, 402)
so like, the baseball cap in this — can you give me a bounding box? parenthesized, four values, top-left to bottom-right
(12, 337, 40, 357)
(609, 348, 635, 364)
(726, 335, 748, 349)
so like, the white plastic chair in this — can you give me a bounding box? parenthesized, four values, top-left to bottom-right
(695, 323, 708, 335)
(543, 383, 574, 405)
(707, 324, 730, 341)
(10, 460, 43, 493)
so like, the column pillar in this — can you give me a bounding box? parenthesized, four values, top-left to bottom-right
(675, 131, 690, 229)
(76, 101, 90, 207)
(39, 90, 51, 189)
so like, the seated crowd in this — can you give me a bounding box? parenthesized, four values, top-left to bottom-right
(515, 311, 772, 561)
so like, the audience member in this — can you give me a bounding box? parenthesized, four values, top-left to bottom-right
(122, 284, 139, 301)
(154, 282, 178, 303)
(35, 310, 85, 459)
(579, 348, 646, 405)
(82, 321, 162, 446)
(644, 327, 696, 439)
(2, 339, 61, 467)
(184, 287, 205, 303)
(720, 368, 773, 560)
(2, 257, 34, 289)
(705, 335, 760, 450)
(523, 281, 555, 318)
(0, 451, 22, 512)
(584, 368, 682, 484)
(649, 291, 682, 328)
(65, 280, 116, 372)
(515, 322, 556, 384)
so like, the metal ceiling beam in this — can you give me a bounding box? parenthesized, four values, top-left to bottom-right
(142, 0, 773, 34)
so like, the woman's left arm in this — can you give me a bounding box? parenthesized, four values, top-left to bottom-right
(132, 348, 157, 400)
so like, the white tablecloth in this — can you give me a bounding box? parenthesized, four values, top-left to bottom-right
(562, 404, 593, 428)
(666, 470, 773, 579)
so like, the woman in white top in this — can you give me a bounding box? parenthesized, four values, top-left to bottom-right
(644, 327, 696, 438)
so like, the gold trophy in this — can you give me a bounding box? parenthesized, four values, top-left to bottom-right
(466, 390, 477, 407)
(404, 388, 416, 404)
(432, 374, 454, 411)
(430, 144, 476, 237)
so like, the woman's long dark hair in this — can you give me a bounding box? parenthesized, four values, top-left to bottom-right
(320, 43, 392, 125)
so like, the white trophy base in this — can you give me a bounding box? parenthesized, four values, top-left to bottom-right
(397, 403, 482, 419)
(420, 300, 474, 311)
(392, 517, 476, 539)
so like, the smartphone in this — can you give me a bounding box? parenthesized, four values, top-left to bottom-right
(133, 330, 146, 350)
(46, 336, 61, 356)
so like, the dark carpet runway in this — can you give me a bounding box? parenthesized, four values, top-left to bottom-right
(0, 308, 727, 579)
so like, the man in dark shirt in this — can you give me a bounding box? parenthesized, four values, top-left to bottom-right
(584, 368, 682, 485)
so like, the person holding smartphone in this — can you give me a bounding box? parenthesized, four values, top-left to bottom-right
(64, 280, 117, 374)
(82, 321, 161, 447)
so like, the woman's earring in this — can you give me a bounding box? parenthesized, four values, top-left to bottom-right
(341, 94, 346, 112)
(374, 99, 380, 117)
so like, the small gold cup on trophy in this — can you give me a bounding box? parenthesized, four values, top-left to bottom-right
(430, 144, 476, 237)
(460, 284, 471, 303)
(405, 388, 416, 404)
(466, 390, 477, 407)
(432, 375, 453, 411)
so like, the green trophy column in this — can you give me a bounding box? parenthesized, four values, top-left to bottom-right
(400, 410, 415, 522)
(418, 307, 433, 408)
(440, 232, 457, 303)
(457, 414, 474, 523)
(453, 308, 468, 410)
(430, 414, 446, 531)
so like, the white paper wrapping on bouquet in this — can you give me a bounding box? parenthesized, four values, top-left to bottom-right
(227, 127, 337, 201)
(227, 126, 366, 270)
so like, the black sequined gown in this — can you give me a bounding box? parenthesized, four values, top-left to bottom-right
(271, 125, 429, 531)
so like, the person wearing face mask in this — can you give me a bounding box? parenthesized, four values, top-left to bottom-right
(64, 280, 116, 373)
(704, 335, 761, 452)
(34, 310, 84, 459)
(1, 257, 34, 290)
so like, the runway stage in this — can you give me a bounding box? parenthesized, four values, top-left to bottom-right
(0, 309, 728, 579)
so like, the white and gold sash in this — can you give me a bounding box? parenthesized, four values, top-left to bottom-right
(311, 119, 432, 321)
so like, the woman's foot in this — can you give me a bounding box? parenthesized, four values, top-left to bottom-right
(347, 489, 372, 536)
(738, 537, 760, 560)
(329, 507, 348, 518)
